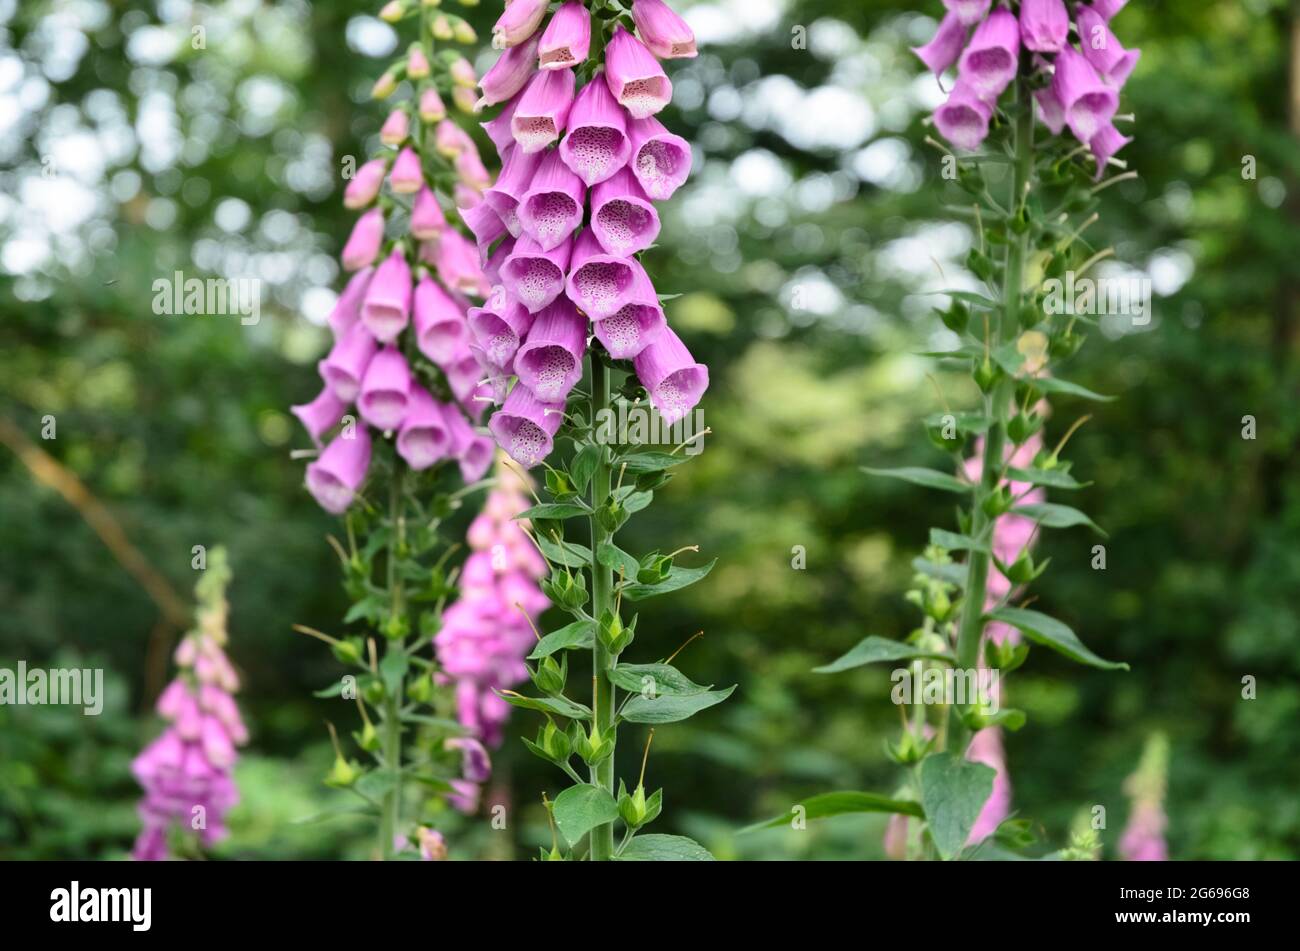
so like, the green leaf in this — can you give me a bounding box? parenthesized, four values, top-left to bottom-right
(623, 490, 654, 513)
(1013, 502, 1106, 535)
(740, 791, 924, 833)
(617, 834, 715, 861)
(552, 783, 620, 847)
(919, 753, 997, 860)
(518, 502, 589, 520)
(608, 663, 710, 697)
(1005, 467, 1088, 490)
(312, 680, 349, 698)
(923, 411, 991, 434)
(379, 649, 409, 696)
(494, 690, 592, 719)
(569, 444, 600, 494)
(291, 804, 377, 825)
(986, 607, 1129, 671)
(920, 288, 998, 309)
(527, 619, 597, 660)
(620, 559, 716, 600)
(930, 527, 990, 554)
(355, 768, 400, 801)
(596, 542, 640, 578)
(535, 535, 592, 568)
(616, 451, 689, 473)
(912, 557, 966, 588)
(814, 636, 953, 674)
(1026, 377, 1116, 402)
(863, 467, 969, 494)
(621, 685, 735, 723)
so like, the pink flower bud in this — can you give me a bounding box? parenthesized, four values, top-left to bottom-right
(603, 26, 672, 119)
(631, 0, 697, 60)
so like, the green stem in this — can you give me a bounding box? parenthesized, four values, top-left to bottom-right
(379, 466, 406, 860)
(952, 66, 1034, 750)
(588, 355, 617, 861)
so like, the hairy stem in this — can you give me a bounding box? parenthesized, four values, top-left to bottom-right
(952, 66, 1034, 750)
(588, 355, 617, 861)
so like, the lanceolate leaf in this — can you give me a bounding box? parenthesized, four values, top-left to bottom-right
(863, 467, 970, 494)
(608, 662, 710, 697)
(1005, 466, 1088, 490)
(919, 753, 996, 860)
(620, 559, 716, 600)
(740, 791, 924, 833)
(1026, 377, 1116, 402)
(913, 557, 966, 587)
(986, 607, 1129, 671)
(930, 527, 991, 554)
(517, 502, 590, 520)
(596, 542, 640, 578)
(617, 834, 715, 861)
(620, 685, 735, 723)
(616, 451, 689, 474)
(535, 535, 592, 567)
(527, 619, 596, 660)
(1013, 502, 1107, 535)
(494, 690, 592, 720)
(814, 636, 953, 674)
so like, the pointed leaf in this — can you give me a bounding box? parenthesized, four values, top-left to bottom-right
(1005, 467, 1088, 490)
(620, 559, 716, 600)
(620, 685, 735, 723)
(740, 791, 924, 833)
(986, 607, 1129, 671)
(1013, 502, 1106, 535)
(919, 753, 996, 860)
(608, 662, 710, 697)
(527, 619, 596, 660)
(518, 502, 590, 520)
(814, 635, 953, 674)
(863, 467, 969, 494)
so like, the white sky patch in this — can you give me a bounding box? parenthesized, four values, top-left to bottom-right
(1147, 248, 1195, 297)
(741, 75, 876, 151)
(684, 0, 787, 46)
(851, 137, 921, 192)
(346, 15, 398, 58)
(730, 149, 791, 198)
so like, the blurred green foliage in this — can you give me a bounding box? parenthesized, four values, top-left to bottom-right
(1, 0, 1297, 860)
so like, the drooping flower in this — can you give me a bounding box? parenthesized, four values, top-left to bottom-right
(478, 31, 541, 109)
(306, 426, 372, 514)
(604, 26, 672, 120)
(631, 0, 698, 59)
(492, 0, 548, 51)
(517, 151, 587, 251)
(291, 385, 348, 447)
(411, 186, 448, 241)
(501, 235, 573, 314)
(1051, 45, 1119, 144)
(957, 8, 1019, 102)
(345, 158, 390, 209)
(389, 146, 424, 194)
(511, 68, 576, 154)
(632, 326, 708, 425)
(358, 345, 412, 432)
(911, 11, 968, 76)
(1075, 4, 1141, 87)
(560, 72, 632, 187)
(934, 82, 993, 151)
(341, 207, 385, 271)
(488, 384, 565, 468)
(513, 298, 587, 401)
(943, 0, 992, 27)
(319, 322, 379, 403)
(590, 167, 661, 257)
(1018, 0, 1069, 54)
(397, 385, 453, 470)
(626, 115, 691, 200)
(538, 1, 591, 71)
(362, 248, 414, 344)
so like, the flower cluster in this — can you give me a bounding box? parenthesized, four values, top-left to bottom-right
(292, 36, 501, 513)
(462, 0, 707, 468)
(917, 0, 1139, 174)
(436, 456, 548, 759)
(1120, 732, 1169, 861)
(132, 549, 246, 860)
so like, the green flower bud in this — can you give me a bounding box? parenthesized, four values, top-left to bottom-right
(973, 357, 1000, 393)
(325, 755, 361, 788)
(354, 720, 380, 753)
(531, 654, 567, 695)
(331, 637, 364, 666)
